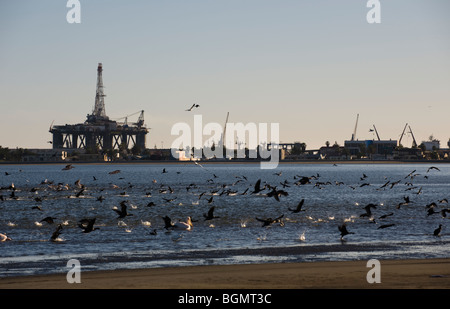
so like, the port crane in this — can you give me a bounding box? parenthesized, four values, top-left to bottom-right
(113, 110, 145, 128)
(399, 123, 418, 148)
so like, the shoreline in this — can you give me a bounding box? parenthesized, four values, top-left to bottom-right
(0, 258, 449, 289)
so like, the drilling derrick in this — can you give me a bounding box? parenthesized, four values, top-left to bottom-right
(50, 63, 149, 153)
(87, 63, 108, 123)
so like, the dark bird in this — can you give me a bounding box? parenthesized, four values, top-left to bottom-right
(255, 215, 284, 227)
(207, 196, 214, 204)
(267, 187, 288, 202)
(379, 212, 394, 219)
(162, 168, 168, 174)
(75, 188, 85, 198)
(251, 179, 264, 194)
(50, 224, 63, 241)
(41, 216, 57, 224)
(203, 206, 220, 221)
(62, 164, 74, 171)
(96, 195, 105, 202)
(288, 199, 305, 213)
(147, 201, 156, 207)
(338, 224, 354, 240)
(359, 183, 370, 188)
(78, 218, 99, 233)
(163, 197, 177, 203)
(109, 170, 121, 175)
(113, 201, 133, 219)
(377, 223, 395, 229)
(185, 103, 200, 111)
(404, 170, 417, 179)
(433, 224, 442, 237)
(360, 203, 377, 217)
(440, 209, 450, 218)
(427, 166, 440, 173)
(438, 198, 448, 204)
(427, 207, 439, 216)
(150, 229, 157, 236)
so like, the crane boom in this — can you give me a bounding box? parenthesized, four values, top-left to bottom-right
(351, 114, 359, 141)
(408, 125, 417, 148)
(373, 125, 381, 141)
(399, 123, 408, 145)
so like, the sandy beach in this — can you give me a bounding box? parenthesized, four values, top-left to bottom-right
(0, 258, 449, 289)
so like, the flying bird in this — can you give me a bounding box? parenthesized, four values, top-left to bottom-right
(78, 218, 99, 233)
(50, 224, 63, 241)
(288, 199, 305, 213)
(338, 223, 354, 240)
(255, 215, 284, 227)
(427, 166, 440, 173)
(113, 201, 133, 219)
(203, 206, 220, 221)
(185, 103, 200, 111)
(251, 179, 265, 194)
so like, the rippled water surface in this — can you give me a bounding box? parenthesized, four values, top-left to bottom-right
(0, 162, 449, 277)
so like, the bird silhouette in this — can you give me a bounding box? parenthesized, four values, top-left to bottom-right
(113, 201, 133, 219)
(50, 224, 63, 241)
(252, 179, 264, 194)
(338, 224, 354, 240)
(255, 215, 284, 227)
(427, 166, 440, 173)
(41, 216, 57, 224)
(377, 223, 395, 229)
(185, 103, 200, 111)
(78, 218, 99, 233)
(203, 206, 220, 221)
(433, 224, 442, 236)
(288, 199, 305, 213)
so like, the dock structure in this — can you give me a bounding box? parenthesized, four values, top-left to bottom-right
(50, 63, 148, 152)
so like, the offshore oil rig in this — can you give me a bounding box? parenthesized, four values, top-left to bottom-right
(50, 63, 148, 152)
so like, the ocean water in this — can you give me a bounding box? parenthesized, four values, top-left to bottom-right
(0, 162, 449, 277)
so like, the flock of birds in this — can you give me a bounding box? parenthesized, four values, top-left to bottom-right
(0, 164, 448, 246)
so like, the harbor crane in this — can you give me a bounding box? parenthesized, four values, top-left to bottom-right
(351, 114, 359, 141)
(399, 123, 418, 148)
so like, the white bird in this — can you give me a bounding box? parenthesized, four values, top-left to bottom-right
(163, 216, 193, 231)
(0, 233, 11, 241)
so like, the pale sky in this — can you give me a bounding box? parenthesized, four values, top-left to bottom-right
(1, 0, 449, 150)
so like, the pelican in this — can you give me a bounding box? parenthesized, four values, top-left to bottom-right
(0, 233, 11, 242)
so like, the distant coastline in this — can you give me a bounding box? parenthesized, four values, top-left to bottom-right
(1, 159, 449, 166)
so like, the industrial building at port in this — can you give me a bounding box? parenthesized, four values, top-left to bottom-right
(17, 63, 450, 163)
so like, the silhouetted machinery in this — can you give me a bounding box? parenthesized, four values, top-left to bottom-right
(50, 63, 148, 151)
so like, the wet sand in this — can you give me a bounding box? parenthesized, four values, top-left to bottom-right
(0, 258, 449, 289)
